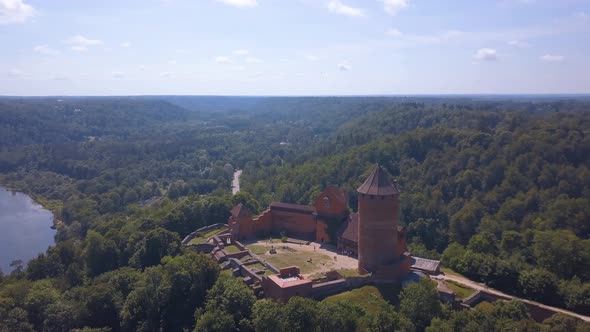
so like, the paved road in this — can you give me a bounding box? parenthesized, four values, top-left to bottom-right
(232, 170, 242, 195)
(432, 273, 590, 322)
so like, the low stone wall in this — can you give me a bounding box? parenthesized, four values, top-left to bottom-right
(311, 277, 373, 299)
(248, 251, 279, 273)
(182, 223, 228, 245)
(234, 241, 247, 251)
(241, 264, 263, 282)
(226, 250, 251, 260)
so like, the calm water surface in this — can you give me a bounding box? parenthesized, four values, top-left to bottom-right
(0, 187, 56, 273)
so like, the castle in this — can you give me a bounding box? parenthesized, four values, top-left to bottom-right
(228, 164, 411, 277)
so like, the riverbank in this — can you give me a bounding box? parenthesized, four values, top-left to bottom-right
(0, 187, 57, 272)
(0, 178, 63, 229)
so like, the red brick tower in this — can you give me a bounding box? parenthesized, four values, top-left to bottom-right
(357, 164, 405, 275)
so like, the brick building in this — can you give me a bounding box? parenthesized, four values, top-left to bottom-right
(261, 266, 312, 303)
(228, 186, 349, 243)
(228, 164, 411, 280)
(356, 165, 411, 278)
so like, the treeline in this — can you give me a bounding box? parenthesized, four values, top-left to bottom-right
(0, 192, 247, 331)
(1, 97, 590, 330)
(242, 103, 590, 314)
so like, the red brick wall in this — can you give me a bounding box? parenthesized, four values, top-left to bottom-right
(315, 220, 330, 243)
(270, 210, 316, 239)
(358, 193, 401, 273)
(315, 186, 348, 217)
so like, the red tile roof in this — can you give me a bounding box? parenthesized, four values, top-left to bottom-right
(270, 202, 316, 214)
(357, 164, 400, 196)
(338, 213, 359, 243)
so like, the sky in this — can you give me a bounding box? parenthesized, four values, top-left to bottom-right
(1, 0, 589, 96)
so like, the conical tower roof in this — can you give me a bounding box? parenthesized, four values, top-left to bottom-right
(356, 164, 400, 195)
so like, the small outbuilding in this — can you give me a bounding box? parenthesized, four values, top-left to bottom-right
(410, 256, 441, 275)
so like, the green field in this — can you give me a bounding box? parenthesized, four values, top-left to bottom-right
(445, 280, 476, 299)
(323, 284, 401, 315)
(440, 267, 468, 278)
(247, 244, 269, 255)
(187, 228, 226, 245)
(247, 263, 273, 275)
(224, 244, 242, 253)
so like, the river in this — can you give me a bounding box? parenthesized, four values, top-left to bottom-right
(232, 170, 242, 195)
(0, 187, 56, 273)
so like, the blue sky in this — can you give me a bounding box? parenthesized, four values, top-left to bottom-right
(1, 0, 589, 95)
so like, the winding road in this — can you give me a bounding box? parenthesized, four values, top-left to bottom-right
(232, 170, 242, 195)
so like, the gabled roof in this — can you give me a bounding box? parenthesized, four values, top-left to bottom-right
(231, 203, 252, 218)
(410, 256, 441, 274)
(337, 213, 359, 243)
(270, 202, 316, 215)
(356, 164, 400, 196)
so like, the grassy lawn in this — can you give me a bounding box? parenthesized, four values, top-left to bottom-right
(247, 244, 269, 255)
(440, 267, 468, 278)
(253, 247, 334, 274)
(337, 268, 368, 278)
(187, 227, 226, 245)
(223, 245, 242, 254)
(445, 280, 475, 299)
(323, 286, 391, 315)
(247, 263, 272, 275)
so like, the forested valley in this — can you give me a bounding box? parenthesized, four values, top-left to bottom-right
(0, 96, 589, 331)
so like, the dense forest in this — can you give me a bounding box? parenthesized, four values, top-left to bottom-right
(0, 96, 589, 331)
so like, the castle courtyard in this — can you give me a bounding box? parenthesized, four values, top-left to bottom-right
(244, 239, 359, 276)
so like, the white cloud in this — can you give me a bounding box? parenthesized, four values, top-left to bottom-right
(160, 71, 174, 78)
(233, 49, 249, 55)
(381, 0, 408, 15)
(66, 35, 103, 46)
(327, 0, 365, 17)
(215, 56, 231, 64)
(508, 40, 528, 47)
(387, 28, 403, 37)
(121, 41, 131, 48)
(474, 48, 498, 61)
(337, 62, 351, 71)
(216, 0, 257, 8)
(0, 0, 34, 24)
(66, 35, 103, 52)
(112, 72, 125, 79)
(245, 57, 262, 63)
(168, 60, 177, 65)
(33, 44, 59, 55)
(386, 29, 463, 46)
(6, 68, 26, 78)
(540, 54, 564, 62)
(305, 55, 320, 61)
(70, 46, 88, 52)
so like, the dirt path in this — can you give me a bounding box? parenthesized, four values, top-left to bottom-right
(432, 273, 590, 322)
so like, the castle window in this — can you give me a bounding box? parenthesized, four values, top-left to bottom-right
(324, 196, 330, 208)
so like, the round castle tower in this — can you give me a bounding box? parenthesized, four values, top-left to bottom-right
(357, 164, 403, 274)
